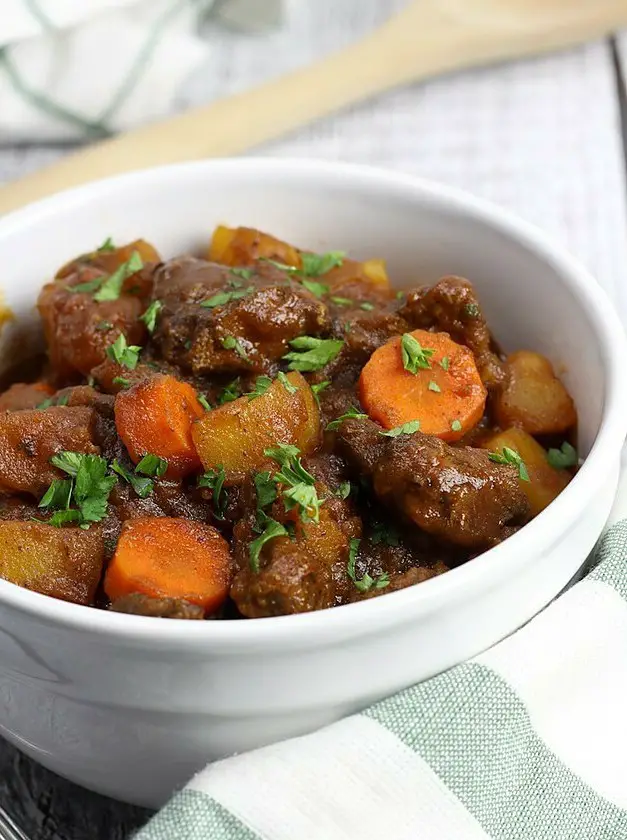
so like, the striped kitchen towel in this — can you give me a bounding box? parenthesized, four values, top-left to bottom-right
(0, 0, 282, 143)
(136, 466, 627, 838)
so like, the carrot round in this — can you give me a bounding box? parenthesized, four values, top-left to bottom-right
(114, 375, 204, 478)
(359, 329, 487, 442)
(104, 517, 232, 615)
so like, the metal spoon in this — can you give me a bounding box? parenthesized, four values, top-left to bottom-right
(0, 805, 29, 840)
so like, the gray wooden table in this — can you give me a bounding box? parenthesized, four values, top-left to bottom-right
(1, 4, 627, 835)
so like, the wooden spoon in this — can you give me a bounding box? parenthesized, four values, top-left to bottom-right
(1, 0, 626, 216)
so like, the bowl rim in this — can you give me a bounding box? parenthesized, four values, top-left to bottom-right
(0, 156, 625, 648)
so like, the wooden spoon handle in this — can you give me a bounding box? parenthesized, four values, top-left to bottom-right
(1, 0, 627, 216)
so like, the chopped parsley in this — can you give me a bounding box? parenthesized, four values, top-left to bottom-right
(96, 320, 113, 331)
(401, 333, 434, 374)
(93, 251, 144, 302)
(347, 538, 390, 592)
(249, 518, 288, 573)
(230, 267, 253, 281)
(283, 336, 343, 372)
(381, 420, 420, 437)
(451, 419, 462, 432)
(489, 447, 530, 482)
(112, 376, 130, 388)
(136, 453, 168, 478)
(218, 378, 241, 404)
(465, 302, 480, 318)
(547, 441, 578, 470)
(440, 356, 450, 371)
(201, 286, 253, 309)
(330, 296, 352, 307)
(360, 302, 375, 311)
(97, 236, 116, 253)
(301, 279, 329, 298)
(41, 452, 117, 527)
(198, 466, 227, 518)
(428, 380, 441, 393)
(37, 393, 69, 409)
(110, 460, 154, 499)
(396, 290, 405, 300)
(310, 380, 330, 406)
(106, 334, 141, 370)
(140, 300, 163, 333)
(221, 335, 249, 360)
(197, 393, 212, 411)
(264, 443, 323, 523)
(277, 371, 297, 394)
(254, 470, 278, 509)
(300, 250, 345, 277)
(246, 375, 272, 401)
(335, 481, 351, 499)
(326, 406, 368, 431)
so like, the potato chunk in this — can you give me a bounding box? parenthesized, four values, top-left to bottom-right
(0, 406, 98, 497)
(0, 521, 104, 605)
(481, 427, 571, 516)
(192, 372, 320, 479)
(208, 225, 390, 294)
(495, 351, 577, 435)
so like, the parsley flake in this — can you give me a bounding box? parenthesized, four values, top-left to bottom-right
(197, 393, 212, 412)
(198, 466, 227, 518)
(246, 376, 272, 401)
(230, 267, 253, 281)
(136, 454, 168, 478)
(201, 286, 253, 309)
(347, 538, 389, 592)
(451, 419, 462, 432)
(106, 334, 141, 370)
(283, 336, 343, 372)
(277, 371, 297, 394)
(326, 406, 368, 431)
(300, 250, 345, 277)
(311, 380, 330, 406)
(221, 335, 249, 360)
(336, 481, 351, 499)
(218, 378, 241, 404)
(249, 518, 288, 573)
(401, 333, 434, 374)
(254, 471, 278, 509)
(44, 452, 116, 527)
(264, 444, 323, 523)
(547, 441, 578, 470)
(489, 447, 530, 482)
(140, 300, 163, 334)
(96, 320, 113, 331)
(112, 376, 130, 388)
(465, 303, 480, 318)
(440, 356, 450, 371)
(110, 460, 154, 499)
(360, 302, 375, 311)
(381, 421, 420, 437)
(301, 279, 329, 298)
(97, 236, 116, 253)
(330, 296, 352, 307)
(428, 380, 441, 393)
(93, 251, 144, 302)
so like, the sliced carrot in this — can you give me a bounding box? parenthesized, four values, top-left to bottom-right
(114, 375, 204, 478)
(359, 328, 487, 442)
(104, 517, 232, 615)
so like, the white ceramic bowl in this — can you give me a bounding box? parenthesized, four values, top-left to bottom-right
(0, 160, 625, 807)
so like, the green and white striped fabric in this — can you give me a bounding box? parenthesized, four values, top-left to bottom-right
(137, 470, 627, 839)
(0, 0, 281, 143)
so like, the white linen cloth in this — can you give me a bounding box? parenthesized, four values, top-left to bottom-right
(0, 0, 281, 143)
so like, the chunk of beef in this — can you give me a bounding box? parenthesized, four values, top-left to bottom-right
(0, 382, 54, 411)
(230, 494, 361, 617)
(109, 593, 204, 619)
(337, 417, 529, 549)
(0, 406, 99, 497)
(337, 309, 410, 366)
(37, 267, 149, 383)
(401, 276, 506, 390)
(153, 257, 330, 375)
